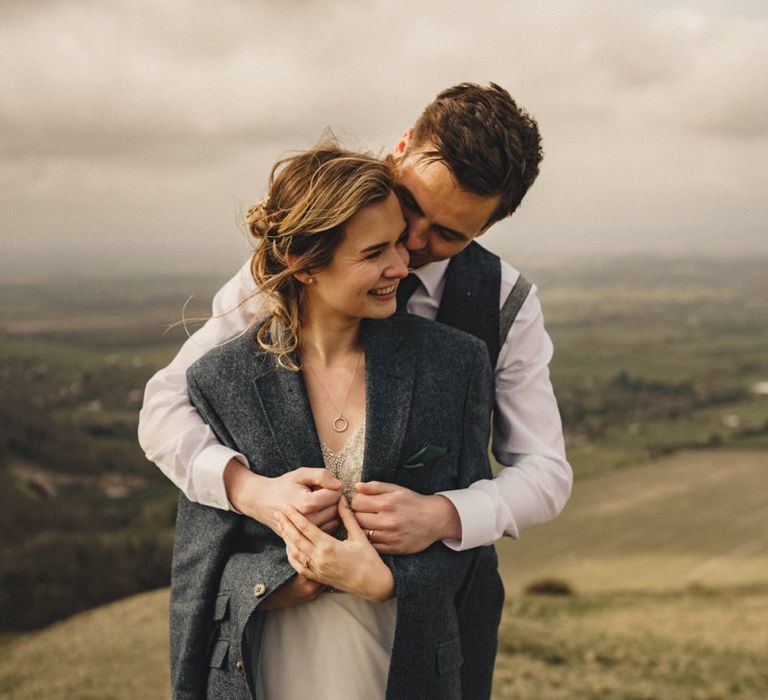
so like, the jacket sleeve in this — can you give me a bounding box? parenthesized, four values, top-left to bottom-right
(137, 260, 268, 510)
(169, 370, 246, 698)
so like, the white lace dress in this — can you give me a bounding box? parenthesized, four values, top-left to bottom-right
(253, 425, 397, 699)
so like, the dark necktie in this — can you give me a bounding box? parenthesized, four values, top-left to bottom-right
(396, 274, 421, 314)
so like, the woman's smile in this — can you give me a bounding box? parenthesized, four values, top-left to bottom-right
(368, 282, 398, 300)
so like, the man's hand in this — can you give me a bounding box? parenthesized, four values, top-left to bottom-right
(350, 482, 462, 554)
(259, 575, 325, 611)
(223, 460, 341, 534)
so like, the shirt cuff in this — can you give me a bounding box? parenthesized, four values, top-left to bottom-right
(437, 485, 500, 551)
(190, 444, 249, 511)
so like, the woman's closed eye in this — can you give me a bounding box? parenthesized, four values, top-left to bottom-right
(362, 229, 408, 260)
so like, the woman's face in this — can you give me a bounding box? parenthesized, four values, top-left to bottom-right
(306, 191, 409, 323)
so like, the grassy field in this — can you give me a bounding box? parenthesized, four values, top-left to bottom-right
(494, 585, 768, 699)
(497, 449, 768, 593)
(1, 449, 766, 699)
(2, 585, 766, 700)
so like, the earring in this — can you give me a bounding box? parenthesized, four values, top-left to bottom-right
(308, 277, 315, 284)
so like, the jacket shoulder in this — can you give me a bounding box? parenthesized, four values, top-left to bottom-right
(187, 329, 268, 389)
(383, 314, 487, 357)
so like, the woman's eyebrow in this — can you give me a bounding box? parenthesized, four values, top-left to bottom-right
(360, 224, 407, 254)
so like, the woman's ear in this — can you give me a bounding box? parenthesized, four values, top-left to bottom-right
(392, 127, 414, 162)
(287, 253, 314, 285)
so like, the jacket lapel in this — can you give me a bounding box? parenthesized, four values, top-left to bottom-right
(361, 320, 416, 483)
(249, 319, 415, 481)
(252, 353, 324, 473)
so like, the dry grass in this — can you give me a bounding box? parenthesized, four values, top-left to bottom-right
(2, 449, 766, 699)
(0, 590, 170, 700)
(496, 449, 768, 594)
(1, 586, 765, 700)
(494, 587, 768, 700)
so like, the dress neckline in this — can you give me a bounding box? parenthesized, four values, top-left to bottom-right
(320, 422, 365, 460)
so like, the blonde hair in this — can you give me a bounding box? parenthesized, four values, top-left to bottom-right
(246, 142, 394, 369)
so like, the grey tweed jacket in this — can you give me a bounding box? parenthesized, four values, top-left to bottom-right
(170, 314, 504, 700)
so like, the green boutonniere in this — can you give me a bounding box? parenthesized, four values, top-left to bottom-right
(401, 442, 449, 469)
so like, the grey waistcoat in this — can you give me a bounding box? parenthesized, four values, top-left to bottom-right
(170, 316, 504, 699)
(437, 241, 532, 369)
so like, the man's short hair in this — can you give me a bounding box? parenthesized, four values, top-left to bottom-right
(409, 82, 543, 225)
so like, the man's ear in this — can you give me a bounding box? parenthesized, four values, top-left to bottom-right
(392, 128, 414, 162)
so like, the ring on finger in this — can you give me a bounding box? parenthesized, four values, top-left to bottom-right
(367, 529, 375, 541)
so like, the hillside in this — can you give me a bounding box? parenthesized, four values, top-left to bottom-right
(2, 260, 767, 631)
(2, 449, 766, 699)
(2, 587, 766, 699)
(497, 449, 768, 593)
(0, 589, 170, 699)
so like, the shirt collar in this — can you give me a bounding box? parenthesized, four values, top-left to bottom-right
(411, 259, 450, 299)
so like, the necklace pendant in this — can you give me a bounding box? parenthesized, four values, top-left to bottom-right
(332, 415, 349, 433)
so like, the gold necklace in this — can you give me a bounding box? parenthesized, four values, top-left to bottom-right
(303, 350, 363, 433)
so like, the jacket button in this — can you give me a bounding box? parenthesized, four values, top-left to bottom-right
(253, 583, 267, 597)
(236, 659, 245, 675)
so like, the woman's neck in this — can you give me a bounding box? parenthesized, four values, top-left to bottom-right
(300, 307, 363, 366)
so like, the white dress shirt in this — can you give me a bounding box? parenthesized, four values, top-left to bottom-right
(138, 255, 573, 550)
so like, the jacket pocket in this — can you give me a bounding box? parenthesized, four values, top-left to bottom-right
(436, 636, 463, 675)
(209, 638, 230, 669)
(214, 592, 230, 621)
(207, 592, 231, 669)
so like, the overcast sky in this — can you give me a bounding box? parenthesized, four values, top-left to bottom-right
(1, 0, 766, 279)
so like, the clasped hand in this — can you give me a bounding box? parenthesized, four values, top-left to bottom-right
(230, 463, 460, 609)
(276, 496, 395, 602)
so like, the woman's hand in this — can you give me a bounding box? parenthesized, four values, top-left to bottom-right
(259, 575, 326, 610)
(276, 496, 395, 603)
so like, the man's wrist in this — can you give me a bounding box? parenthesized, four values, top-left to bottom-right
(430, 494, 462, 542)
(192, 445, 249, 510)
(223, 459, 270, 522)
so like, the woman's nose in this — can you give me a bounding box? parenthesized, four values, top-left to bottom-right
(388, 247, 409, 278)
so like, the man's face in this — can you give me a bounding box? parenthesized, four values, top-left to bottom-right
(393, 140, 501, 268)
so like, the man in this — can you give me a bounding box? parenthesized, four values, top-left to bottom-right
(139, 82, 572, 608)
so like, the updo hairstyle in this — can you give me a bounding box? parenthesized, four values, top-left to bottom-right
(246, 142, 394, 369)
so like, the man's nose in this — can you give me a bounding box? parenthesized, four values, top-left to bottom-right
(405, 217, 428, 251)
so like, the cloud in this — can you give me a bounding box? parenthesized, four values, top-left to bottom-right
(0, 0, 766, 276)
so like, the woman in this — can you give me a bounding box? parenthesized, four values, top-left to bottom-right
(170, 144, 503, 699)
